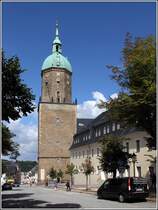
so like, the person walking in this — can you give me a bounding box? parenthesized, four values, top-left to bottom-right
(66, 181, 71, 191)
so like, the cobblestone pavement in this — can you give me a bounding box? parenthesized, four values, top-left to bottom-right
(2, 185, 157, 209)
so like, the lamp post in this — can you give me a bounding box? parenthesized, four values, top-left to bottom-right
(131, 153, 137, 177)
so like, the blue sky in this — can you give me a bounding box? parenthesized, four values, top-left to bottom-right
(3, 2, 156, 161)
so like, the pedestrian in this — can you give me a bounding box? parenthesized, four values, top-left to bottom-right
(54, 179, 58, 190)
(66, 181, 71, 191)
(29, 179, 32, 187)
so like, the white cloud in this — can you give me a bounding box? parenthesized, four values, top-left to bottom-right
(77, 91, 118, 119)
(7, 115, 38, 161)
(110, 93, 118, 99)
(77, 91, 107, 119)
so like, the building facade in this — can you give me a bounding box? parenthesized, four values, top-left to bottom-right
(70, 112, 156, 187)
(38, 23, 77, 183)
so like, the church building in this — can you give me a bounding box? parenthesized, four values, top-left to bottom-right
(38, 23, 77, 183)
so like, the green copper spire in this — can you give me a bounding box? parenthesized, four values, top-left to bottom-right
(42, 21, 72, 72)
(52, 21, 62, 53)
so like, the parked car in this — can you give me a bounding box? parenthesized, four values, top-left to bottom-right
(2, 183, 12, 191)
(12, 183, 20, 187)
(97, 177, 149, 202)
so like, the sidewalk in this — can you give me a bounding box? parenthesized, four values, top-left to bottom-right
(46, 183, 156, 202)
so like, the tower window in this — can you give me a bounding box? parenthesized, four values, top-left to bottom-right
(57, 81, 60, 84)
(57, 91, 60, 103)
(56, 45, 59, 52)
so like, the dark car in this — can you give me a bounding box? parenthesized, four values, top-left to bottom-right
(2, 183, 12, 191)
(97, 177, 149, 202)
(12, 183, 20, 187)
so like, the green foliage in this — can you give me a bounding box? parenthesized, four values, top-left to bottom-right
(99, 135, 131, 178)
(57, 169, 64, 179)
(2, 51, 35, 155)
(2, 124, 16, 155)
(10, 143, 20, 160)
(65, 163, 78, 185)
(65, 163, 78, 176)
(82, 158, 94, 176)
(82, 158, 94, 190)
(2, 52, 35, 122)
(18, 161, 37, 172)
(103, 34, 156, 148)
(49, 167, 57, 179)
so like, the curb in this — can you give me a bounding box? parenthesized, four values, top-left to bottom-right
(44, 186, 156, 202)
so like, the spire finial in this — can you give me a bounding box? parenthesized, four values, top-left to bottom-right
(52, 20, 62, 54)
(55, 20, 59, 37)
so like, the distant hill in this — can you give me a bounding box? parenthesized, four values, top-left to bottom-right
(2, 159, 37, 174)
(18, 160, 37, 172)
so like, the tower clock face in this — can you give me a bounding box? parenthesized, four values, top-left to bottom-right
(54, 116, 63, 126)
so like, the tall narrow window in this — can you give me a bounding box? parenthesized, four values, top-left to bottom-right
(103, 126, 106, 134)
(137, 167, 141, 177)
(117, 123, 120, 130)
(136, 140, 140, 153)
(112, 123, 115, 131)
(57, 91, 60, 103)
(107, 125, 110, 133)
(91, 149, 94, 157)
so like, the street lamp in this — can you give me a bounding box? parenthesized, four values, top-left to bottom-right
(131, 153, 137, 177)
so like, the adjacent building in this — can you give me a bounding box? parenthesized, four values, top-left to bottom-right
(70, 112, 156, 187)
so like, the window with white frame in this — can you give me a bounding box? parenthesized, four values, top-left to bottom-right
(91, 149, 94, 157)
(112, 123, 115, 131)
(103, 126, 106, 134)
(107, 125, 110, 133)
(98, 129, 101, 136)
(117, 123, 120, 130)
(79, 152, 81, 159)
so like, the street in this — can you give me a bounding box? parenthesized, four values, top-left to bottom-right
(2, 185, 156, 209)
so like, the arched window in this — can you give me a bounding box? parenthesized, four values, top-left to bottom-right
(57, 91, 60, 103)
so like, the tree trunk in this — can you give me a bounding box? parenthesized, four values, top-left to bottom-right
(86, 175, 88, 191)
(70, 175, 73, 186)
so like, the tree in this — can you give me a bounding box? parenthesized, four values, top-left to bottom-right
(2, 52, 35, 155)
(2, 124, 16, 155)
(49, 167, 57, 180)
(65, 163, 78, 186)
(100, 34, 156, 148)
(99, 135, 131, 178)
(82, 158, 94, 191)
(10, 143, 20, 161)
(57, 169, 64, 182)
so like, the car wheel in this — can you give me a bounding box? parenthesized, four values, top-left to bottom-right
(118, 194, 125, 202)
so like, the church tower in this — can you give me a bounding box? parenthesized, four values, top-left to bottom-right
(38, 22, 77, 183)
